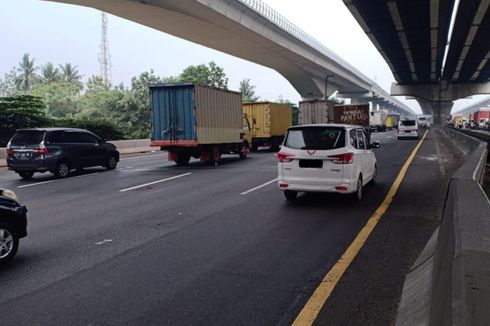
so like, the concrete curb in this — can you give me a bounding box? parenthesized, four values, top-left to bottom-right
(396, 128, 490, 326)
(0, 139, 155, 168)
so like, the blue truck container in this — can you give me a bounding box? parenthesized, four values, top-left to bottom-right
(150, 84, 250, 165)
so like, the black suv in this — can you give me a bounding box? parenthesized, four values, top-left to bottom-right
(6, 128, 120, 179)
(0, 189, 27, 264)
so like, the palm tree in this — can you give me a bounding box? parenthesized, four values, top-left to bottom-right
(16, 53, 38, 92)
(41, 62, 60, 84)
(239, 78, 259, 102)
(59, 63, 83, 86)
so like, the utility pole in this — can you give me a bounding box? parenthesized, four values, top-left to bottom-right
(98, 12, 112, 86)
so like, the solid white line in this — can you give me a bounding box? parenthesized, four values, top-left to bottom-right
(120, 153, 167, 161)
(240, 178, 278, 195)
(119, 172, 192, 192)
(17, 180, 57, 188)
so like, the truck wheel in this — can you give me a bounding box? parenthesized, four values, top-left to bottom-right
(239, 143, 249, 159)
(0, 222, 19, 264)
(176, 153, 191, 166)
(212, 146, 221, 163)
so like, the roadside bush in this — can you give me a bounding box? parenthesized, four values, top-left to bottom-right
(47, 118, 125, 141)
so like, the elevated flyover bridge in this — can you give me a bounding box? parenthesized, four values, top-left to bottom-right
(46, 0, 414, 116)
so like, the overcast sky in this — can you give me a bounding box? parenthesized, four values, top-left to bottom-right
(0, 0, 485, 113)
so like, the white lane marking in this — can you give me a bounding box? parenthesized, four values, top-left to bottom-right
(119, 172, 192, 192)
(95, 239, 113, 245)
(120, 153, 167, 161)
(17, 180, 57, 188)
(241, 178, 278, 195)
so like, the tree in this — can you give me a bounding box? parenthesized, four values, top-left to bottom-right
(178, 61, 228, 89)
(239, 78, 259, 102)
(30, 81, 82, 119)
(0, 68, 19, 97)
(41, 62, 61, 84)
(59, 63, 83, 87)
(15, 53, 39, 93)
(0, 95, 47, 145)
(86, 75, 109, 93)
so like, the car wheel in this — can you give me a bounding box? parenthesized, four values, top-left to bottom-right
(284, 190, 298, 201)
(352, 176, 362, 202)
(370, 165, 377, 185)
(105, 155, 118, 170)
(18, 171, 34, 180)
(0, 222, 19, 264)
(55, 160, 70, 178)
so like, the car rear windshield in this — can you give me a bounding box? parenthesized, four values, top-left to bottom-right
(10, 130, 45, 146)
(400, 120, 416, 126)
(285, 127, 345, 150)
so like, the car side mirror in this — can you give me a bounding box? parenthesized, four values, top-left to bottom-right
(371, 141, 380, 149)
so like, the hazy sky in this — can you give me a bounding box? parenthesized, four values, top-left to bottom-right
(0, 0, 484, 112)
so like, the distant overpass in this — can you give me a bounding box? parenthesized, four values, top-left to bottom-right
(452, 96, 490, 117)
(46, 0, 415, 116)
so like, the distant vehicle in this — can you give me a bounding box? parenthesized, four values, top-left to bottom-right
(6, 128, 120, 179)
(398, 119, 419, 139)
(0, 188, 27, 264)
(417, 114, 432, 127)
(277, 124, 379, 202)
(150, 84, 251, 165)
(387, 113, 400, 129)
(298, 99, 335, 125)
(370, 110, 388, 132)
(243, 102, 292, 151)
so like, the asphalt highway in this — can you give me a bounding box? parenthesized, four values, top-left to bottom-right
(0, 129, 463, 326)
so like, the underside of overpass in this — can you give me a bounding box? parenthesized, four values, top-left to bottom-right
(344, 0, 490, 123)
(47, 0, 414, 116)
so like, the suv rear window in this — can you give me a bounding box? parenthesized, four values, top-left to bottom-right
(285, 127, 345, 150)
(400, 120, 416, 126)
(10, 130, 45, 146)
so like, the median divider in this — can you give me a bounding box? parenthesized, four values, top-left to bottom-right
(0, 139, 154, 168)
(396, 128, 490, 326)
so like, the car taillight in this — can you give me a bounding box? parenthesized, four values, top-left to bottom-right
(328, 153, 354, 164)
(277, 151, 295, 163)
(6, 148, 14, 157)
(33, 142, 48, 154)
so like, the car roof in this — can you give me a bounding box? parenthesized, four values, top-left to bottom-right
(15, 127, 90, 133)
(289, 123, 364, 129)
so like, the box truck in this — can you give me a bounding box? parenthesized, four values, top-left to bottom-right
(370, 110, 388, 131)
(298, 99, 335, 125)
(150, 84, 251, 165)
(387, 113, 400, 129)
(242, 102, 292, 151)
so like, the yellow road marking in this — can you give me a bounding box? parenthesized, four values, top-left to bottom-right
(292, 130, 429, 326)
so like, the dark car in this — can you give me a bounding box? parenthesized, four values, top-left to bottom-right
(6, 128, 120, 179)
(0, 189, 27, 264)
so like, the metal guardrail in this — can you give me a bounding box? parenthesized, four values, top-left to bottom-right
(236, 0, 411, 112)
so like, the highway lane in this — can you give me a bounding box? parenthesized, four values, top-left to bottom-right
(0, 130, 456, 325)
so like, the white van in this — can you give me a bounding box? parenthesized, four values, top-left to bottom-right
(398, 119, 419, 139)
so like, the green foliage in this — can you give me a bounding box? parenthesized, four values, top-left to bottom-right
(178, 61, 228, 89)
(49, 118, 124, 141)
(239, 78, 259, 102)
(0, 95, 48, 146)
(30, 81, 81, 118)
(41, 62, 61, 84)
(16, 53, 39, 93)
(0, 68, 18, 97)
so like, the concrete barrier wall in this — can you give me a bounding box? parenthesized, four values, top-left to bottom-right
(397, 128, 490, 326)
(0, 139, 155, 167)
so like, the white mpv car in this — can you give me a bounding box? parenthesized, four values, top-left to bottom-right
(398, 119, 419, 139)
(277, 124, 379, 201)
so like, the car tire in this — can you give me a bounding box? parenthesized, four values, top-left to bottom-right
(370, 165, 377, 185)
(54, 160, 70, 178)
(0, 222, 19, 264)
(105, 155, 118, 170)
(284, 190, 298, 201)
(352, 176, 363, 202)
(18, 171, 34, 180)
